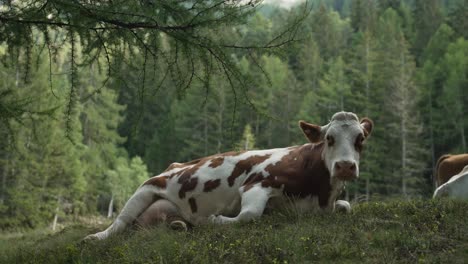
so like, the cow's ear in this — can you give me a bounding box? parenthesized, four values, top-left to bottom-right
(360, 118, 373, 138)
(299, 121, 322, 143)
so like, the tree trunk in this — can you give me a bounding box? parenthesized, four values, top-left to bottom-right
(1, 159, 7, 204)
(52, 196, 60, 231)
(268, 119, 272, 148)
(52, 207, 59, 231)
(204, 105, 208, 156)
(107, 194, 114, 218)
(217, 87, 225, 154)
(429, 89, 435, 186)
(255, 114, 260, 136)
(461, 125, 466, 152)
(365, 178, 370, 202)
(364, 32, 371, 202)
(286, 90, 291, 145)
(401, 107, 407, 198)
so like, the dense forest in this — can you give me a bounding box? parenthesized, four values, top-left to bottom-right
(0, 0, 467, 230)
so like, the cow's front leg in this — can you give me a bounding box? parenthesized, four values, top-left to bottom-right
(85, 185, 157, 240)
(210, 185, 272, 224)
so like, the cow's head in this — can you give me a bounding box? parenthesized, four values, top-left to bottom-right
(299, 112, 373, 181)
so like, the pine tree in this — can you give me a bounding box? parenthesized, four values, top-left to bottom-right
(419, 23, 455, 168)
(0, 48, 86, 228)
(235, 125, 256, 151)
(413, 0, 444, 63)
(438, 38, 468, 153)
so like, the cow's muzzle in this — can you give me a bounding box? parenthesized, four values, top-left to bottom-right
(334, 161, 357, 181)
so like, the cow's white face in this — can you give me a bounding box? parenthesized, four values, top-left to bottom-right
(299, 112, 373, 181)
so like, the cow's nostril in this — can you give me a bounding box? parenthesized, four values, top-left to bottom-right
(336, 161, 356, 172)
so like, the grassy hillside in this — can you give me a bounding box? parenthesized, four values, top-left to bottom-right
(1, 199, 467, 264)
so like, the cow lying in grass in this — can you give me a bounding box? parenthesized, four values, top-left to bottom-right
(85, 111, 373, 240)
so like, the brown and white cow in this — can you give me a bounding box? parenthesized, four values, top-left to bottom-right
(434, 153, 468, 187)
(433, 165, 468, 200)
(85, 112, 373, 240)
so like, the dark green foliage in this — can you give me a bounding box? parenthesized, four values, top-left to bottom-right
(1, 200, 467, 263)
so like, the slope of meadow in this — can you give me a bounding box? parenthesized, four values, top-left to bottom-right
(1, 199, 467, 264)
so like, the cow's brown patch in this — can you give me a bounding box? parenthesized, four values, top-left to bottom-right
(203, 179, 221, 192)
(242, 172, 265, 192)
(179, 177, 198, 199)
(227, 154, 271, 186)
(174, 160, 208, 199)
(188, 197, 198, 213)
(261, 175, 284, 189)
(163, 151, 243, 177)
(209, 157, 224, 168)
(176, 158, 209, 182)
(143, 176, 168, 188)
(262, 143, 332, 208)
(164, 159, 200, 172)
(435, 153, 468, 186)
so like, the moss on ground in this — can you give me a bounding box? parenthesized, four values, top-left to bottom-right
(1, 199, 467, 264)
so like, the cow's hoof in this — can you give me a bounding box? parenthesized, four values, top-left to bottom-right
(208, 215, 220, 224)
(335, 200, 351, 214)
(83, 234, 99, 241)
(83, 231, 106, 241)
(209, 214, 232, 224)
(169, 220, 187, 231)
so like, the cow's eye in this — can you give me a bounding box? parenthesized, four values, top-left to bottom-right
(355, 134, 364, 151)
(326, 135, 335, 147)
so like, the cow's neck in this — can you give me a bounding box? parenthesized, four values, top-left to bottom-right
(281, 143, 345, 208)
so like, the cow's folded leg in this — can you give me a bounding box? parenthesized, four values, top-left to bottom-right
(85, 186, 157, 240)
(210, 185, 272, 224)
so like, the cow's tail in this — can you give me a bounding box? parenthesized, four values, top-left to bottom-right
(433, 154, 451, 188)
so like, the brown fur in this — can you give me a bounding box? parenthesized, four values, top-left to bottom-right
(243, 172, 265, 192)
(227, 154, 271, 186)
(435, 153, 468, 187)
(203, 179, 221, 192)
(209, 157, 225, 168)
(238, 144, 333, 208)
(143, 176, 168, 188)
(175, 159, 210, 198)
(164, 158, 202, 172)
(265, 143, 332, 208)
(299, 121, 322, 143)
(179, 177, 198, 199)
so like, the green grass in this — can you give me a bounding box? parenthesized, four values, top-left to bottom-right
(1, 199, 467, 263)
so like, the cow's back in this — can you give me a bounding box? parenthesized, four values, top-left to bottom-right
(145, 147, 295, 224)
(434, 165, 468, 199)
(436, 154, 468, 186)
